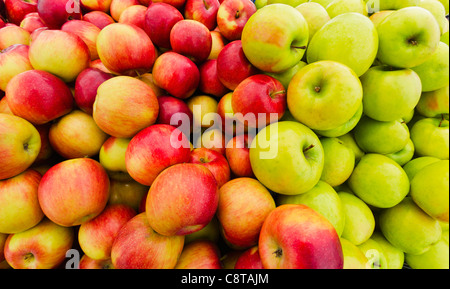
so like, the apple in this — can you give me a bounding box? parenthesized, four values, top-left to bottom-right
(174, 240, 222, 269)
(0, 19, 4, 29)
(6, 70, 74, 125)
(157, 95, 193, 132)
(93, 76, 159, 138)
(109, 0, 139, 21)
(241, 3, 308, 73)
(217, 177, 275, 248)
(320, 137, 355, 188)
(194, 127, 227, 155)
(259, 204, 343, 269)
(0, 114, 41, 180)
(111, 213, 185, 269)
(410, 117, 449, 160)
(378, 0, 420, 10)
(371, 232, 405, 270)
(0, 24, 30, 50)
(0, 96, 12, 114)
(339, 238, 369, 269)
(118, 4, 147, 30)
(184, 0, 220, 30)
(99, 137, 132, 181)
(198, 59, 229, 98)
(170, 19, 212, 64)
(74, 67, 113, 115)
(83, 11, 115, 29)
(385, 138, 415, 166)
(234, 246, 263, 269)
(405, 232, 449, 269)
(33, 123, 53, 165)
(187, 94, 219, 129)
(80, 0, 113, 12)
(143, 2, 184, 50)
(216, 40, 259, 91)
(313, 104, 363, 138)
(418, 0, 448, 35)
(38, 158, 110, 227)
(152, 51, 200, 99)
(221, 250, 242, 269)
(225, 134, 254, 178)
(0, 44, 33, 91)
(108, 179, 149, 212)
(190, 148, 231, 188)
(325, 0, 368, 18)
(416, 85, 449, 118)
(152, 0, 186, 9)
(61, 19, 101, 61)
(369, 10, 395, 27)
(4, 0, 37, 26)
(36, 0, 82, 29)
(89, 58, 112, 74)
(264, 60, 307, 90)
(4, 218, 74, 269)
(125, 124, 191, 186)
(136, 73, 165, 97)
(19, 12, 46, 33)
(403, 156, 441, 181)
(357, 237, 389, 269)
(208, 30, 227, 60)
(79, 255, 114, 269)
(184, 217, 220, 244)
(146, 163, 219, 236)
(216, 0, 256, 41)
(295, 2, 330, 42)
(217, 91, 240, 136)
(97, 23, 157, 76)
(376, 7, 441, 68)
(78, 204, 136, 260)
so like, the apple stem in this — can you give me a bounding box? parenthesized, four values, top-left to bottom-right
(291, 45, 307, 50)
(269, 90, 286, 98)
(235, 10, 240, 19)
(203, 0, 210, 9)
(303, 144, 315, 153)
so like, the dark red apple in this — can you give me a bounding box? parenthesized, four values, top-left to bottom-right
(157, 95, 193, 130)
(37, 0, 82, 29)
(198, 59, 229, 98)
(234, 246, 264, 269)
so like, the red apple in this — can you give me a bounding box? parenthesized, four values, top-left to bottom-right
(153, 0, 185, 9)
(216, 0, 256, 41)
(61, 19, 101, 60)
(80, 0, 113, 13)
(118, 4, 147, 29)
(152, 51, 200, 99)
(6, 70, 74, 125)
(199, 59, 229, 98)
(184, 0, 220, 31)
(110, 0, 139, 21)
(83, 11, 115, 29)
(0, 96, 11, 114)
(232, 74, 286, 128)
(143, 2, 183, 50)
(37, 0, 82, 29)
(259, 204, 344, 269)
(89, 58, 112, 74)
(0, 18, 5, 29)
(79, 255, 114, 269)
(19, 12, 46, 33)
(190, 147, 230, 188)
(146, 163, 219, 236)
(225, 133, 254, 177)
(111, 213, 185, 269)
(157, 95, 193, 130)
(4, 0, 37, 25)
(0, 24, 30, 50)
(174, 240, 222, 269)
(0, 44, 33, 91)
(97, 23, 157, 76)
(74, 67, 113, 115)
(78, 204, 136, 260)
(37, 158, 110, 227)
(234, 246, 263, 269)
(216, 40, 259, 90)
(125, 124, 191, 186)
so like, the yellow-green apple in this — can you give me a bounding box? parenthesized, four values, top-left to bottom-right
(437, 0, 449, 13)
(61, 19, 101, 61)
(225, 134, 255, 178)
(232, 74, 286, 128)
(410, 160, 449, 222)
(108, 178, 149, 212)
(379, 197, 442, 255)
(153, 0, 186, 9)
(405, 231, 449, 269)
(254, 0, 267, 7)
(411, 42, 449, 92)
(369, 10, 395, 27)
(357, 238, 389, 269)
(143, 2, 183, 50)
(339, 238, 369, 269)
(410, 117, 449, 159)
(217, 92, 239, 136)
(93, 76, 159, 138)
(371, 232, 405, 270)
(79, 255, 114, 269)
(38, 158, 110, 227)
(99, 136, 132, 181)
(4, 218, 74, 269)
(208, 30, 227, 60)
(287, 60, 363, 131)
(74, 67, 113, 115)
(0, 44, 33, 91)
(6, 70, 74, 125)
(416, 85, 449, 118)
(83, 11, 115, 29)
(418, 0, 447, 34)
(325, 0, 368, 18)
(152, 51, 200, 99)
(385, 138, 415, 166)
(403, 156, 441, 181)
(313, 104, 363, 138)
(184, 0, 220, 30)
(146, 163, 219, 236)
(97, 23, 157, 76)
(80, 0, 113, 12)
(443, 30, 450, 45)
(250, 121, 324, 195)
(376, 7, 441, 68)
(118, 4, 147, 30)
(217, 177, 275, 248)
(109, 0, 139, 21)
(28, 29, 90, 82)
(190, 148, 231, 188)
(0, 113, 41, 180)
(217, 0, 256, 41)
(216, 40, 259, 90)
(354, 116, 410, 154)
(19, 12, 46, 33)
(307, 13, 378, 77)
(277, 180, 345, 237)
(198, 59, 229, 98)
(266, 0, 307, 6)
(259, 204, 343, 269)
(378, 0, 420, 10)
(337, 191, 375, 245)
(78, 204, 136, 260)
(174, 240, 222, 269)
(170, 20, 212, 64)
(241, 3, 308, 73)
(36, 0, 82, 29)
(111, 213, 185, 269)
(125, 124, 191, 186)
(0, 24, 30, 50)
(49, 110, 108, 159)
(4, 0, 37, 25)
(295, 2, 330, 42)
(234, 246, 263, 269)
(157, 95, 193, 132)
(0, 169, 43, 234)
(184, 217, 220, 244)
(187, 94, 219, 129)
(319, 137, 355, 187)
(194, 127, 227, 155)
(360, 66, 422, 122)
(264, 61, 306, 90)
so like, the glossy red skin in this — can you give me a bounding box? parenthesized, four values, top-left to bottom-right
(225, 134, 254, 178)
(199, 59, 229, 98)
(217, 0, 256, 41)
(234, 246, 264, 269)
(37, 0, 82, 29)
(157, 95, 193, 129)
(118, 5, 147, 30)
(4, 0, 37, 25)
(83, 11, 115, 30)
(190, 147, 231, 188)
(184, 0, 220, 31)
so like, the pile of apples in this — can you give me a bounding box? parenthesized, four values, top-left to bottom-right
(0, 0, 449, 270)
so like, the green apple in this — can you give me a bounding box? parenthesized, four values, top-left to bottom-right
(411, 42, 449, 92)
(314, 103, 363, 138)
(338, 191, 376, 245)
(360, 66, 422, 122)
(340, 237, 369, 269)
(371, 232, 405, 269)
(378, 0, 420, 10)
(376, 7, 441, 68)
(385, 138, 415, 166)
(319, 137, 355, 187)
(437, 0, 449, 13)
(405, 231, 449, 269)
(337, 132, 365, 163)
(325, 0, 368, 18)
(416, 85, 449, 118)
(402, 109, 416, 124)
(410, 160, 449, 222)
(379, 197, 442, 255)
(241, 4, 309, 73)
(403, 156, 441, 181)
(264, 61, 307, 89)
(369, 10, 395, 27)
(277, 180, 345, 236)
(249, 121, 324, 195)
(307, 12, 378, 76)
(287, 60, 363, 131)
(295, 2, 330, 42)
(99, 136, 132, 181)
(266, 0, 308, 6)
(418, 0, 448, 34)
(357, 238, 389, 269)
(354, 116, 410, 154)
(348, 154, 410, 208)
(441, 31, 449, 45)
(310, 0, 336, 8)
(410, 117, 449, 159)
(254, 0, 268, 8)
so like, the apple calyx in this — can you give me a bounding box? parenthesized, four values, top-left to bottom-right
(23, 252, 35, 263)
(314, 86, 321, 93)
(235, 10, 240, 19)
(199, 157, 210, 163)
(407, 37, 418, 46)
(272, 248, 282, 258)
